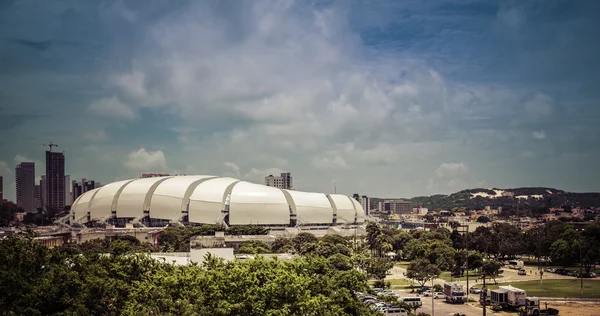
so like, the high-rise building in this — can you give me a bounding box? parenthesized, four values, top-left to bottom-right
(46, 151, 65, 210)
(0, 175, 3, 201)
(16, 162, 36, 212)
(34, 184, 41, 209)
(64, 175, 72, 206)
(40, 176, 47, 208)
(264, 172, 293, 189)
(361, 195, 370, 216)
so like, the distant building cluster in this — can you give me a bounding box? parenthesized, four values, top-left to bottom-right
(12, 150, 101, 212)
(265, 172, 293, 190)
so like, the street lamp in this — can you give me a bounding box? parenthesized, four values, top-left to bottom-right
(428, 274, 435, 316)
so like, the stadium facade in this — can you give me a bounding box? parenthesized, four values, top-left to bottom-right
(70, 175, 365, 228)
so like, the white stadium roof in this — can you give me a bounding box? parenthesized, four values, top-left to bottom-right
(70, 175, 365, 227)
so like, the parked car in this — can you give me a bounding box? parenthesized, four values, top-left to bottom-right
(422, 290, 433, 297)
(518, 269, 527, 275)
(433, 292, 445, 299)
(378, 290, 395, 296)
(416, 287, 430, 294)
(470, 286, 481, 294)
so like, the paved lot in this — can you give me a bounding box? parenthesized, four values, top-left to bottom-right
(393, 289, 495, 316)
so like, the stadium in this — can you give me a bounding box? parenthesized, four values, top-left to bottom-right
(69, 175, 366, 229)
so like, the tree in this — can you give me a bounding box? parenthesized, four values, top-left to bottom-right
(550, 227, 581, 268)
(292, 232, 318, 253)
(405, 258, 441, 287)
(480, 260, 502, 284)
(477, 216, 491, 223)
(0, 233, 381, 316)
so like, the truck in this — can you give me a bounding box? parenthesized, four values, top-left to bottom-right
(508, 260, 525, 270)
(521, 297, 560, 316)
(443, 282, 465, 304)
(489, 285, 527, 309)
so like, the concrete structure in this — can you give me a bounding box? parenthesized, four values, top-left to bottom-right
(382, 199, 412, 215)
(72, 178, 102, 201)
(46, 151, 65, 210)
(264, 172, 293, 189)
(64, 175, 72, 206)
(71, 175, 365, 228)
(141, 173, 171, 178)
(16, 162, 36, 212)
(360, 195, 370, 216)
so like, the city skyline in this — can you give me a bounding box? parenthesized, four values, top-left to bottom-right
(1, 1, 599, 202)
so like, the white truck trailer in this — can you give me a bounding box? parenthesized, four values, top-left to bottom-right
(443, 282, 465, 304)
(489, 285, 527, 308)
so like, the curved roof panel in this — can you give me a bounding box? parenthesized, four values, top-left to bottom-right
(350, 198, 366, 223)
(283, 190, 333, 225)
(88, 180, 132, 221)
(329, 194, 356, 224)
(229, 181, 290, 225)
(115, 177, 172, 218)
(149, 175, 218, 220)
(188, 177, 239, 224)
(72, 188, 100, 223)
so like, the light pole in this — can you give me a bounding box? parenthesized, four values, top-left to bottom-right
(459, 224, 470, 302)
(429, 275, 435, 316)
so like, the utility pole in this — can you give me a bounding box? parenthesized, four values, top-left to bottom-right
(431, 276, 435, 316)
(482, 275, 487, 316)
(580, 245, 583, 298)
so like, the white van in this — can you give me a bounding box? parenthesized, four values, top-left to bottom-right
(400, 297, 422, 307)
(382, 307, 408, 316)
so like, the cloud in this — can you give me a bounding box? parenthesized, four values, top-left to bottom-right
(532, 131, 546, 140)
(124, 148, 167, 171)
(1, 1, 600, 198)
(434, 163, 468, 178)
(88, 97, 136, 120)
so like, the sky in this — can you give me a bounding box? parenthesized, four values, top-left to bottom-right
(1, 0, 599, 202)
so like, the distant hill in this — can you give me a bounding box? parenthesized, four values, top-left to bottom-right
(372, 187, 600, 212)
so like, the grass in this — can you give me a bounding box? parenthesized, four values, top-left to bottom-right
(438, 271, 504, 282)
(486, 279, 600, 298)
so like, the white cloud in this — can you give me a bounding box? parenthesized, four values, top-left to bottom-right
(14, 154, 32, 164)
(532, 130, 546, 140)
(434, 162, 468, 178)
(223, 162, 240, 172)
(88, 97, 136, 120)
(124, 148, 167, 171)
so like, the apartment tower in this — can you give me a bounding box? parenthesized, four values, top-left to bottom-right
(46, 151, 65, 210)
(15, 162, 36, 212)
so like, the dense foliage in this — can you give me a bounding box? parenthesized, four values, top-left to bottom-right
(158, 225, 268, 251)
(0, 232, 379, 316)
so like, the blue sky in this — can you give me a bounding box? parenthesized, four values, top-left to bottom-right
(1, 0, 599, 201)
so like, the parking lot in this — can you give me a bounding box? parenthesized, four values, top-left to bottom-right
(393, 289, 488, 316)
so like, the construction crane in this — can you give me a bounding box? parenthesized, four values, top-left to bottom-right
(28, 142, 59, 152)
